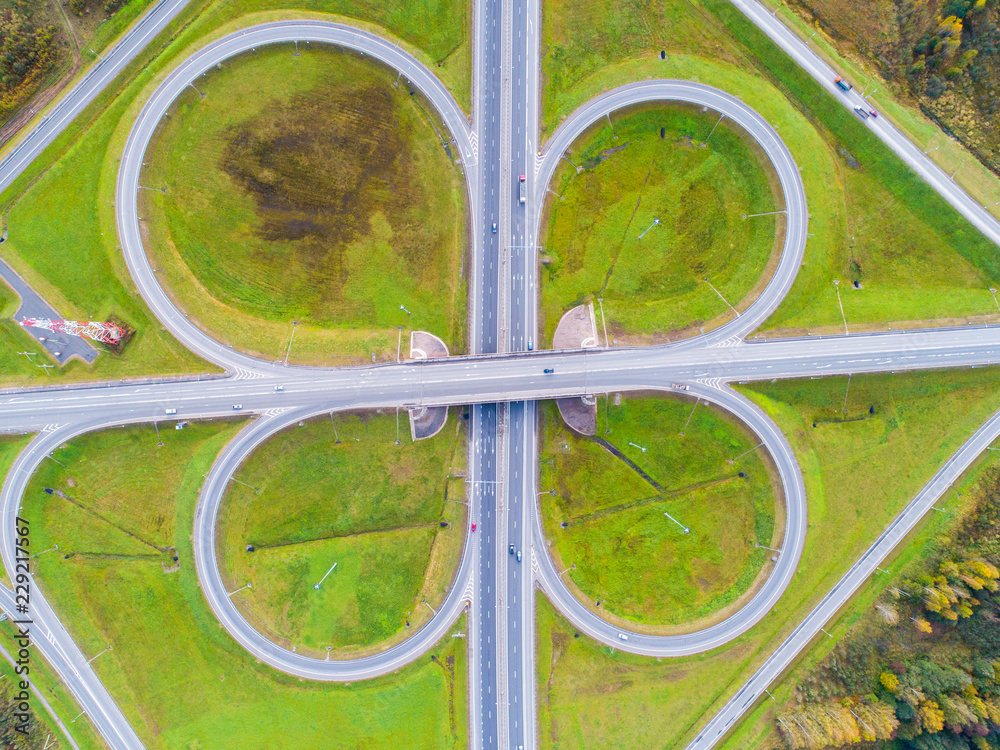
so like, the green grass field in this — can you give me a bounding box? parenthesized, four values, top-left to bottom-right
(141, 45, 467, 365)
(23, 419, 467, 749)
(218, 410, 467, 656)
(541, 105, 778, 344)
(0, 0, 469, 385)
(539, 395, 775, 628)
(540, 0, 1000, 335)
(535, 368, 1000, 749)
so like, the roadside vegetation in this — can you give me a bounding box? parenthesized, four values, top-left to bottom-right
(541, 105, 778, 344)
(24, 420, 467, 748)
(0, 0, 469, 385)
(786, 0, 1000, 179)
(538, 395, 775, 629)
(729, 457, 1000, 750)
(541, 0, 1000, 335)
(535, 368, 1000, 749)
(0, 0, 153, 139)
(141, 46, 466, 365)
(218, 410, 467, 656)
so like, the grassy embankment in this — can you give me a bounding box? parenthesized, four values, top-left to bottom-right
(140, 45, 467, 365)
(218, 410, 467, 657)
(541, 105, 778, 344)
(541, 0, 1000, 336)
(535, 368, 1000, 749)
(0, 0, 469, 385)
(539, 396, 775, 630)
(0, 0, 156, 134)
(23, 419, 467, 748)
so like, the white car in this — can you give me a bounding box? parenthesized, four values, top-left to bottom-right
(618, 633, 629, 641)
(164, 408, 177, 415)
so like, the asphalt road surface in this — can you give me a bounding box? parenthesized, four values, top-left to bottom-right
(2, 3, 1000, 749)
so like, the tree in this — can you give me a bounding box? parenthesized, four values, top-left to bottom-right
(883, 671, 902, 693)
(926, 76, 947, 98)
(914, 616, 934, 633)
(920, 700, 946, 733)
(878, 604, 901, 625)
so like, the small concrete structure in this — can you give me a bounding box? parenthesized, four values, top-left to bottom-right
(408, 405, 449, 441)
(409, 330, 449, 360)
(556, 394, 597, 436)
(552, 302, 599, 351)
(408, 331, 449, 440)
(552, 303, 599, 435)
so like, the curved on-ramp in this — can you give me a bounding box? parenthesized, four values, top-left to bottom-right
(193, 406, 476, 680)
(532, 381, 806, 656)
(532, 81, 808, 347)
(116, 20, 477, 373)
(0, 423, 148, 750)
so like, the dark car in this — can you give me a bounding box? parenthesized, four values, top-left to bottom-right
(509, 544, 514, 555)
(491, 223, 497, 233)
(543, 368, 554, 374)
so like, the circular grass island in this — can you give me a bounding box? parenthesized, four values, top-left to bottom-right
(140, 44, 467, 366)
(538, 394, 781, 632)
(217, 411, 467, 657)
(541, 103, 783, 347)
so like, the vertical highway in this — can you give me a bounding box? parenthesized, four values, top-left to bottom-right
(472, 0, 504, 747)
(505, 0, 538, 747)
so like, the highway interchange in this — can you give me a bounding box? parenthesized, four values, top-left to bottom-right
(1, 0, 1000, 749)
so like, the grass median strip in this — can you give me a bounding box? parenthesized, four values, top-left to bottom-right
(23, 419, 467, 748)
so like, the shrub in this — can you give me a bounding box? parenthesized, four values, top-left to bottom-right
(927, 76, 947, 97)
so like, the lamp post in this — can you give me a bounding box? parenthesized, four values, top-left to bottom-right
(314, 562, 338, 590)
(283, 321, 298, 366)
(638, 218, 660, 239)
